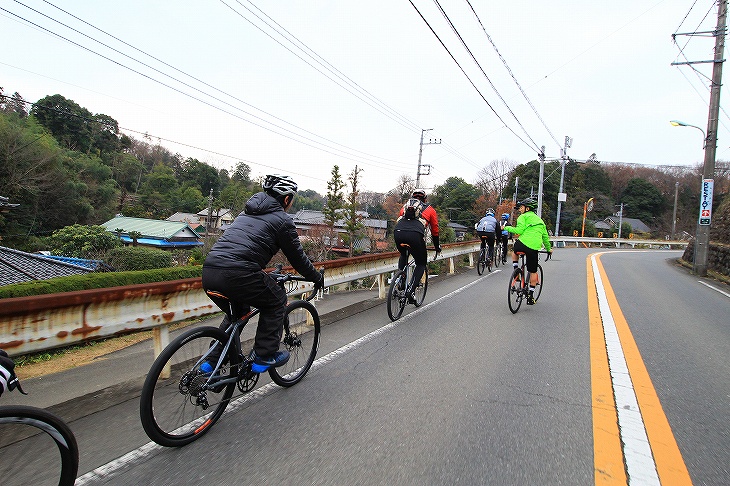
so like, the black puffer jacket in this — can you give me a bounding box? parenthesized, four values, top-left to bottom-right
(204, 192, 320, 282)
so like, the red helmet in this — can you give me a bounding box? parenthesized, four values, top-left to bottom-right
(411, 190, 427, 201)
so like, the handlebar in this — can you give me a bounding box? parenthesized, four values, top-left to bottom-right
(270, 265, 324, 302)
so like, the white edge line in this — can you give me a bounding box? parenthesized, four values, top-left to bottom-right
(698, 280, 730, 298)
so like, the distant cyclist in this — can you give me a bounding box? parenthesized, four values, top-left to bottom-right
(475, 208, 499, 265)
(498, 213, 511, 264)
(0, 349, 15, 397)
(202, 174, 324, 371)
(394, 189, 440, 304)
(504, 198, 552, 305)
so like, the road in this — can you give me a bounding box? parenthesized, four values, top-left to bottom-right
(17, 248, 730, 485)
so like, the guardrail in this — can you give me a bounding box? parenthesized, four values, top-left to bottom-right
(552, 237, 689, 250)
(0, 241, 480, 357)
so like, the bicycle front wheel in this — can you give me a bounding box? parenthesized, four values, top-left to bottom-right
(508, 268, 524, 314)
(270, 300, 320, 387)
(140, 326, 237, 447)
(413, 265, 428, 306)
(0, 405, 79, 486)
(387, 270, 407, 321)
(533, 264, 544, 302)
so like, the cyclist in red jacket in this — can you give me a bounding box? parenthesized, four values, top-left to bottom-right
(393, 190, 441, 303)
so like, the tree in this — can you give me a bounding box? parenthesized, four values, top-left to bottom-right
(231, 161, 251, 183)
(430, 177, 479, 227)
(31, 94, 94, 152)
(620, 178, 666, 224)
(178, 158, 220, 196)
(344, 165, 365, 256)
(45, 224, 122, 259)
(474, 158, 517, 204)
(323, 165, 345, 253)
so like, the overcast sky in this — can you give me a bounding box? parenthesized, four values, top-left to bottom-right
(1, 0, 726, 195)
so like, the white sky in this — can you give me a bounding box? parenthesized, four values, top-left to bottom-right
(1, 0, 727, 195)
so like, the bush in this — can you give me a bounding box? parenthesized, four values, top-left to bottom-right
(0, 266, 203, 299)
(104, 246, 172, 271)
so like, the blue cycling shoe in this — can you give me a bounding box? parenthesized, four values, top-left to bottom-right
(199, 361, 214, 374)
(251, 350, 290, 373)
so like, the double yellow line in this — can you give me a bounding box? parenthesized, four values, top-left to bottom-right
(587, 252, 692, 485)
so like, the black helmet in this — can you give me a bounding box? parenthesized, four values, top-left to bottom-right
(516, 197, 537, 211)
(263, 174, 298, 197)
(412, 189, 427, 201)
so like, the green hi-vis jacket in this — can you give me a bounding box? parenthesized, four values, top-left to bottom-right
(504, 211, 552, 252)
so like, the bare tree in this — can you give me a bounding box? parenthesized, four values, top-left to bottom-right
(474, 158, 517, 203)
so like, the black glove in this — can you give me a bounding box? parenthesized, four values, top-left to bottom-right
(432, 235, 441, 253)
(313, 270, 325, 291)
(0, 349, 16, 397)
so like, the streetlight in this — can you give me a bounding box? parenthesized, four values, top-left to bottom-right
(670, 120, 706, 148)
(581, 197, 594, 237)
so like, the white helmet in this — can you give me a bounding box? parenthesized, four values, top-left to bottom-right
(263, 174, 298, 197)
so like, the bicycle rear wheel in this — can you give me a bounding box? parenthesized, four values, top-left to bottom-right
(508, 268, 524, 314)
(269, 300, 320, 387)
(477, 249, 486, 275)
(140, 326, 238, 447)
(494, 245, 502, 267)
(533, 264, 544, 302)
(387, 270, 407, 321)
(0, 405, 79, 486)
(413, 265, 428, 306)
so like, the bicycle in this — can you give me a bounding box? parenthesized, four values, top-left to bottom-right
(0, 374, 79, 486)
(494, 240, 503, 268)
(476, 236, 493, 275)
(507, 250, 550, 314)
(387, 245, 437, 321)
(139, 268, 322, 447)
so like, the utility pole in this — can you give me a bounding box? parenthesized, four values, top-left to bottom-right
(536, 146, 546, 217)
(671, 181, 679, 240)
(513, 176, 519, 204)
(673, 1, 726, 276)
(416, 128, 440, 188)
(554, 136, 572, 236)
(617, 203, 624, 240)
(205, 188, 213, 238)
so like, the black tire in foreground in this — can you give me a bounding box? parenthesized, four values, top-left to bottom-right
(269, 300, 320, 387)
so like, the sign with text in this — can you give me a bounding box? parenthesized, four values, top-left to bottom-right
(699, 179, 714, 225)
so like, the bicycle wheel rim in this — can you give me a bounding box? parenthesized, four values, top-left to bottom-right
(413, 266, 428, 306)
(508, 269, 523, 314)
(269, 300, 320, 387)
(387, 271, 406, 321)
(477, 250, 485, 275)
(0, 405, 79, 486)
(140, 326, 236, 447)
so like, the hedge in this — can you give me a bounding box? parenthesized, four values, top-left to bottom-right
(0, 266, 203, 299)
(104, 246, 173, 271)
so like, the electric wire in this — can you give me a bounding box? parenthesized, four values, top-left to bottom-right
(406, 0, 539, 156)
(463, 0, 562, 151)
(430, 0, 543, 153)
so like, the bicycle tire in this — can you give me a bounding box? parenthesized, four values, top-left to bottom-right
(508, 268, 524, 314)
(0, 405, 79, 486)
(269, 300, 320, 387)
(413, 265, 428, 307)
(387, 270, 407, 321)
(140, 326, 237, 447)
(477, 249, 486, 275)
(494, 245, 502, 268)
(533, 264, 544, 302)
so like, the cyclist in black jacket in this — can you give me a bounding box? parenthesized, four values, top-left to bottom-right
(202, 175, 324, 370)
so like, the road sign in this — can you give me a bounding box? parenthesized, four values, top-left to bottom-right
(699, 179, 714, 225)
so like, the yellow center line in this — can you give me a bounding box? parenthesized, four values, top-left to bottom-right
(588, 252, 692, 485)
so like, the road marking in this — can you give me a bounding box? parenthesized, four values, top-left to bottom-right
(698, 280, 730, 298)
(588, 252, 692, 485)
(76, 271, 499, 484)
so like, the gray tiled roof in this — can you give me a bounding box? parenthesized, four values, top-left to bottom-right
(0, 246, 92, 287)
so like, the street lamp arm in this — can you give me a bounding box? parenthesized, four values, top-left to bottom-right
(670, 120, 707, 147)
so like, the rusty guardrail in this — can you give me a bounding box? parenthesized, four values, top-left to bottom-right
(0, 241, 480, 357)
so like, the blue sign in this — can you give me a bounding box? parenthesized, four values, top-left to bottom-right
(699, 179, 714, 225)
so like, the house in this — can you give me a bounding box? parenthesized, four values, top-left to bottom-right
(0, 246, 95, 286)
(291, 209, 388, 253)
(602, 216, 651, 234)
(167, 212, 205, 233)
(448, 222, 470, 241)
(196, 208, 235, 232)
(100, 216, 203, 249)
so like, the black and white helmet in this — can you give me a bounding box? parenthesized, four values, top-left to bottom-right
(263, 174, 298, 197)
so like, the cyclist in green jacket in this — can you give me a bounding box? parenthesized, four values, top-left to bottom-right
(504, 197, 552, 305)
